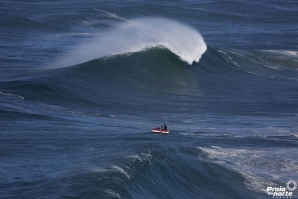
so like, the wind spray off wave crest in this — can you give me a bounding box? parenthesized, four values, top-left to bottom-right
(52, 18, 207, 68)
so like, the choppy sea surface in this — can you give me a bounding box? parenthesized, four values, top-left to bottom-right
(1, 1, 298, 198)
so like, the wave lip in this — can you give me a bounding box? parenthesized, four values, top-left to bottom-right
(51, 17, 207, 68)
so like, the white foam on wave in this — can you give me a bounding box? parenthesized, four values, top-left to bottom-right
(198, 146, 298, 193)
(43, 32, 97, 38)
(49, 17, 207, 68)
(127, 152, 152, 163)
(91, 165, 131, 179)
(105, 189, 121, 198)
(111, 166, 131, 179)
(261, 50, 298, 57)
(94, 9, 127, 21)
(0, 91, 24, 100)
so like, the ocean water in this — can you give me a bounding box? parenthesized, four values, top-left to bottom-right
(1, 1, 298, 198)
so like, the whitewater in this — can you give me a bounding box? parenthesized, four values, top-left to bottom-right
(50, 18, 207, 68)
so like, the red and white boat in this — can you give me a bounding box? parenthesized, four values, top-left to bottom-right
(151, 128, 170, 134)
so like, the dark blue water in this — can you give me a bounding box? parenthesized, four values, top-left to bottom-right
(1, 1, 298, 198)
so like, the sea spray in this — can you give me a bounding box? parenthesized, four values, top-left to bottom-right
(50, 17, 207, 68)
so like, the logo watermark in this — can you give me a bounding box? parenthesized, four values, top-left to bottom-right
(267, 180, 297, 198)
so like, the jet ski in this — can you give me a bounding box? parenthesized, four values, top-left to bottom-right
(151, 128, 170, 134)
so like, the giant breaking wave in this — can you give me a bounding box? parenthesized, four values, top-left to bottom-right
(50, 17, 207, 68)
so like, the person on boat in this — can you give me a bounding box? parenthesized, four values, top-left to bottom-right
(161, 125, 164, 130)
(164, 124, 167, 130)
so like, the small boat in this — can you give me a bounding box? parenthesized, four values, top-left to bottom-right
(151, 128, 170, 134)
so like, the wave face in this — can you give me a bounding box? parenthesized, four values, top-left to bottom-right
(3, 46, 298, 127)
(1, 1, 298, 199)
(50, 18, 207, 68)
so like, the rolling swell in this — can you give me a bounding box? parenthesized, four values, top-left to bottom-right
(2, 45, 298, 117)
(2, 46, 214, 111)
(1, 48, 202, 116)
(57, 144, 253, 199)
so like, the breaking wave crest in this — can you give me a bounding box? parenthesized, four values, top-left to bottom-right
(50, 17, 207, 68)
